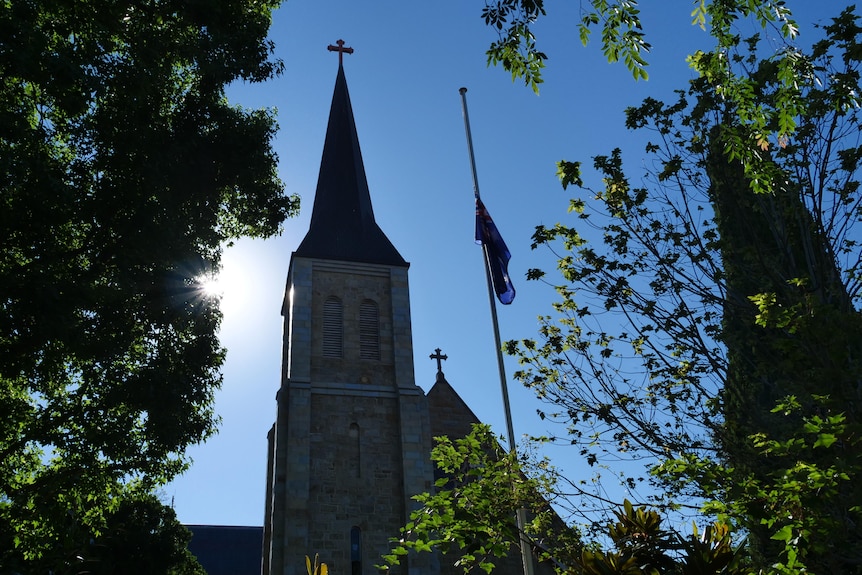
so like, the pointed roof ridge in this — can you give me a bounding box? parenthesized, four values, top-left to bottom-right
(428, 374, 481, 423)
(294, 59, 407, 267)
(427, 365, 482, 444)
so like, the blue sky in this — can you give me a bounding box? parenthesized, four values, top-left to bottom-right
(165, 0, 832, 527)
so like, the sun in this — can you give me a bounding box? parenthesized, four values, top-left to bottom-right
(195, 259, 252, 320)
(200, 274, 225, 298)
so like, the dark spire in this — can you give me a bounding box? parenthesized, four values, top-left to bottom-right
(294, 48, 407, 267)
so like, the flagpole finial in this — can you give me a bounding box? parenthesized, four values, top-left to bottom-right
(459, 87, 468, 95)
(327, 39, 354, 66)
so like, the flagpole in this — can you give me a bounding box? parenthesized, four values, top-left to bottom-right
(459, 87, 535, 575)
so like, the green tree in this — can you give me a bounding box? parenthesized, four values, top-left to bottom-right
(0, 489, 206, 575)
(390, 4, 862, 574)
(0, 0, 297, 567)
(386, 426, 747, 575)
(482, 1, 825, 193)
(84, 491, 205, 575)
(509, 8, 862, 573)
(385, 425, 582, 574)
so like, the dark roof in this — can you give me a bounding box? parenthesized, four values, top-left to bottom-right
(187, 525, 262, 575)
(294, 63, 407, 267)
(427, 371, 481, 441)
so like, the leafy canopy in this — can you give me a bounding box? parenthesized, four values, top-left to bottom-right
(386, 426, 748, 575)
(505, 6, 862, 573)
(0, 0, 297, 567)
(481, 1, 823, 194)
(390, 3, 862, 574)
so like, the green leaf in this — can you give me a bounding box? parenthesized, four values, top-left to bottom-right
(771, 524, 793, 543)
(813, 433, 838, 448)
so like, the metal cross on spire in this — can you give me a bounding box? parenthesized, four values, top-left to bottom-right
(327, 39, 354, 65)
(429, 348, 448, 374)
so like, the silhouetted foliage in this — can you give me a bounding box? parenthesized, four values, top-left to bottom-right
(0, 0, 297, 567)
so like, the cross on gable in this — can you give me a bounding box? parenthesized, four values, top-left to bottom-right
(430, 348, 448, 374)
(327, 39, 354, 65)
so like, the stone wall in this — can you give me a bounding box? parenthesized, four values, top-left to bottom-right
(267, 257, 434, 575)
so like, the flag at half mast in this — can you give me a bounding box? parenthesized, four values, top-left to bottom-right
(475, 197, 515, 305)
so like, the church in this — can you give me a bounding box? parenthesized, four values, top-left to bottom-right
(189, 43, 500, 575)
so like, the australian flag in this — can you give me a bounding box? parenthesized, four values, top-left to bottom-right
(475, 197, 515, 304)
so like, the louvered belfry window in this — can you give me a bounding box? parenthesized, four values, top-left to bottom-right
(323, 296, 343, 358)
(359, 299, 379, 360)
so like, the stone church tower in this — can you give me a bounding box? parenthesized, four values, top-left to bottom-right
(262, 51, 436, 575)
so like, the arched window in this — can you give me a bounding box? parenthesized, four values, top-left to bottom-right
(350, 526, 362, 575)
(322, 296, 343, 358)
(359, 300, 379, 360)
(348, 422, 360, 478)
